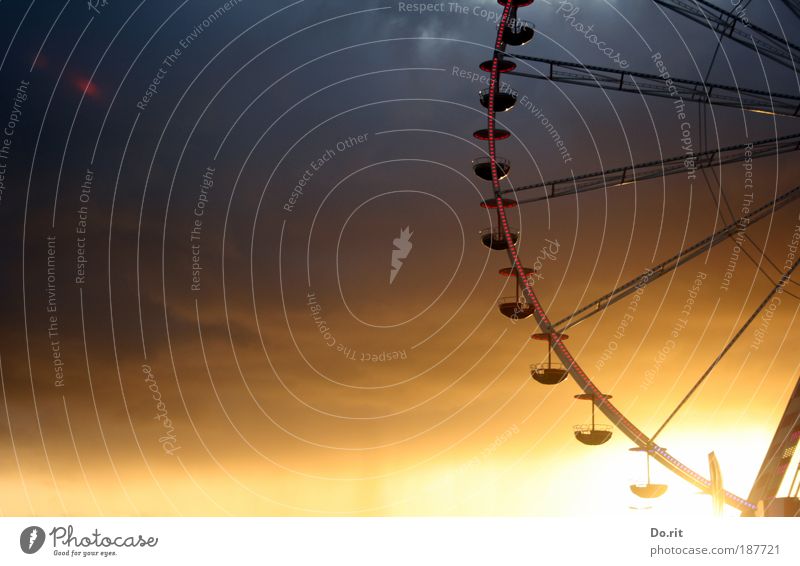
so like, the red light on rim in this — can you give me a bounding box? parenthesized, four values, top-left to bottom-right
(497, 0, 534, 6)
(575, 393, 613, 401)
(498, 266, 535, 277)
(473, 128, 510, 141)
(480, 198, 517, 209)
(480, 59, 517, 73)
(531, 332, 570, 341)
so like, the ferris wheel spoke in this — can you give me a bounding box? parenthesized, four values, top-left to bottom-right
(551, 186, 800, 333)
(499, 133, 800, 204)
(505, 55, 800, 117)
(651, 0, 800, 71)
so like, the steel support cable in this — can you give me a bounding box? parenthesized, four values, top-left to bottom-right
(699, 23, 724, 153)
(650, 254, 800, 443)
(753, 240, 800, 291)
(683, 142, 800, 301)
(756, 248, 800, 291)
(723, 210, 800, 296)
(651, 0, 800, 71)
(699, 165, 800, 299)
(695, 20, 744, 284)
(697, 142, 800, 295)
(551, 186, 800, 332)
(706, 167, 800, 297)
(738, 239, 800, 299)
(695, 29, 800, 298)
(484, 3, 755, 512)
(703, 144, 800, 294)
(504, 55, 800, 117)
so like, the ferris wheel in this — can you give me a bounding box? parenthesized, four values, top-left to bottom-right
(475, 0, 800, 516)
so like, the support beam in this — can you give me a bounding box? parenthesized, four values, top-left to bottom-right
(552, 185, 800, 333)
(783, 0, 800, 20)
(652, 0, 800, 71)
(502, 133, 800, 204)
(744, 376, 800, 516)
(506, 55, 800, 117)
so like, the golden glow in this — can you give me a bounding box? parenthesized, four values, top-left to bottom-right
(748, 109, 779, 116)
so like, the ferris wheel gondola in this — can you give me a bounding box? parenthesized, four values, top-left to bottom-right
(496, 0, 535, 48)
(497, 266, 535, 319)
(500, 19, 535, 46)
(479, 86, 517, 112)
(479, 228, 518, 250)
(472, 156, 510, 181)
(475, 152, 519, 250)
(529, 333, 570, 385)
(574, 393, 613, 446)
(629, 447, 668, 499)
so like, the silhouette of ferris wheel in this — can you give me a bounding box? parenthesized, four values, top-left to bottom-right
(474, 0, 800, 516)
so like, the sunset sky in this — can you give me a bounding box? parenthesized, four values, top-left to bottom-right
(1, 0, 800, 517)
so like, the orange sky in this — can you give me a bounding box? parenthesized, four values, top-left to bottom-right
(2, 0, 800, 518)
